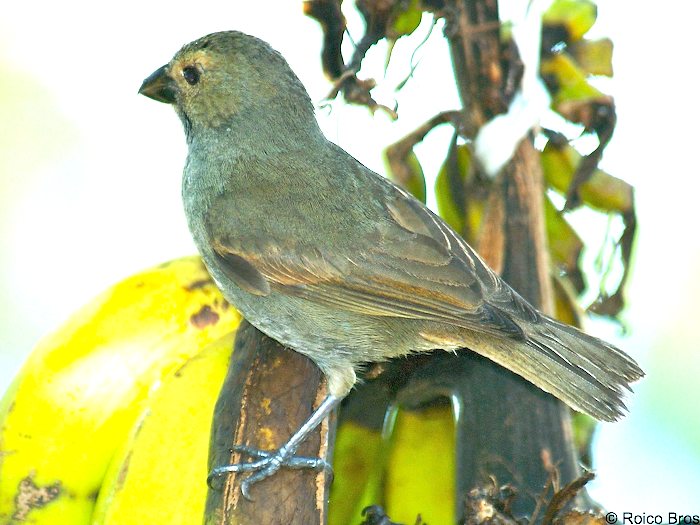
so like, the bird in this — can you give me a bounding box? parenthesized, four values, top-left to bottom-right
(139, 30, 643, 498)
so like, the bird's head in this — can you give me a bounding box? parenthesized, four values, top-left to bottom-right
(139, 31, 315, 140)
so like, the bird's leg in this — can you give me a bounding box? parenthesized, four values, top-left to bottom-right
(207, 393, 341, 500)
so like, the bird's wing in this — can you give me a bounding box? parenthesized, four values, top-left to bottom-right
(205, 179, 539, 340)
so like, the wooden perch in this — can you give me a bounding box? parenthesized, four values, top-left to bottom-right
(204, 321, 335, 525)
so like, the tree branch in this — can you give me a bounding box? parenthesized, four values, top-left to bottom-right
(204, 321, 334, 525)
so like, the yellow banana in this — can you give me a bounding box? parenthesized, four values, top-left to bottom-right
(1, 253, 456, 524)
(0, 257, 239, 524)
(329, 404, 456, 525)
(329, 421, 385, 525)
(384, 405, 456, 525)
(91, 332, 235, 525)
(90, 354, 455, 525)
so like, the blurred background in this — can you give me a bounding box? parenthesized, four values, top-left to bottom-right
(1, 0, 697, 514)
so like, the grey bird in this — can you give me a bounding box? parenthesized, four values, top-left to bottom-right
(139, 30, 643, 497)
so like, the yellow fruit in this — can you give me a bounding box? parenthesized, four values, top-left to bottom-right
(0, 257, 239, 524)
(330, 404, 456, 525)
(385, 405, 456, 525)
(329, 421, 385, 525)
(91, 333, 235, 525)
(1, 254, 458, 524)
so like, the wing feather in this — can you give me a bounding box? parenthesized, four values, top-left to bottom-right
(208, 178, 532, 341)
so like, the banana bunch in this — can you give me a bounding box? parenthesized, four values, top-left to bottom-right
(0, 256, 455, 525)
(330, 406, 455, 525)
(0, 257, 240, 524)
(91, 332, 236, 524)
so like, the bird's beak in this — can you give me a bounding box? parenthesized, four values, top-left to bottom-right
(139, 65, 178, 104)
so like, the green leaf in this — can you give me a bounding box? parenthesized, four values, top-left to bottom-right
(388, 0, 423, 40)
(551, 273, 584, 328)
(541, 139, 636, 319)
(384, 146, 427, 203)
(579, 170, 633, 213)
(545, 195, 585, 292)
(542, 141, 633, 214)
(569, 38, 614, 77)
(543, 0, 597, 42)
(541, 139, 577, 188)
(435, 144, 471, 235)
(571, 411, 597, 466)
(385, 0, 424, 71)
(541, 53, 605, 106)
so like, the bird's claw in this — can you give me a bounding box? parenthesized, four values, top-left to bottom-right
(207, 444, 333, 500)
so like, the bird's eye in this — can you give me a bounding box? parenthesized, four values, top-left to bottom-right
(182, 66, 200, 85)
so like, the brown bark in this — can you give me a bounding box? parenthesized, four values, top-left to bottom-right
(442, 0, 590, 518)
(204, 321, 334, 525)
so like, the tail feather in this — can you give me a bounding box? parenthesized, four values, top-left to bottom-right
(469, 316, 644, 422)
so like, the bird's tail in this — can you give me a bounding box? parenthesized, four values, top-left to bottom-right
(468, 316, 644, 421)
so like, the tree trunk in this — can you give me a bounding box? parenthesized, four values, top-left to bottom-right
(442, 0, 589, 518)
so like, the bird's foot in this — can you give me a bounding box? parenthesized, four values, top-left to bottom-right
(207, 394, 342, 500)
(207, 444, 332, 500)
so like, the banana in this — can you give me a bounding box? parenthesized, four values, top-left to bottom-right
(90, 332, 235, 525)
(1, 254, 456, 525)
(90, 354, 456, 525)
(329, 421, 385, 525)
(329, 405, 456, 525)
(0, 257, 240, 524)
(384, 405, 456, 525)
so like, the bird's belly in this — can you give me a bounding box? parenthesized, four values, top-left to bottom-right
(233, 291, 373, 365)
(212, 279, 416, 370)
